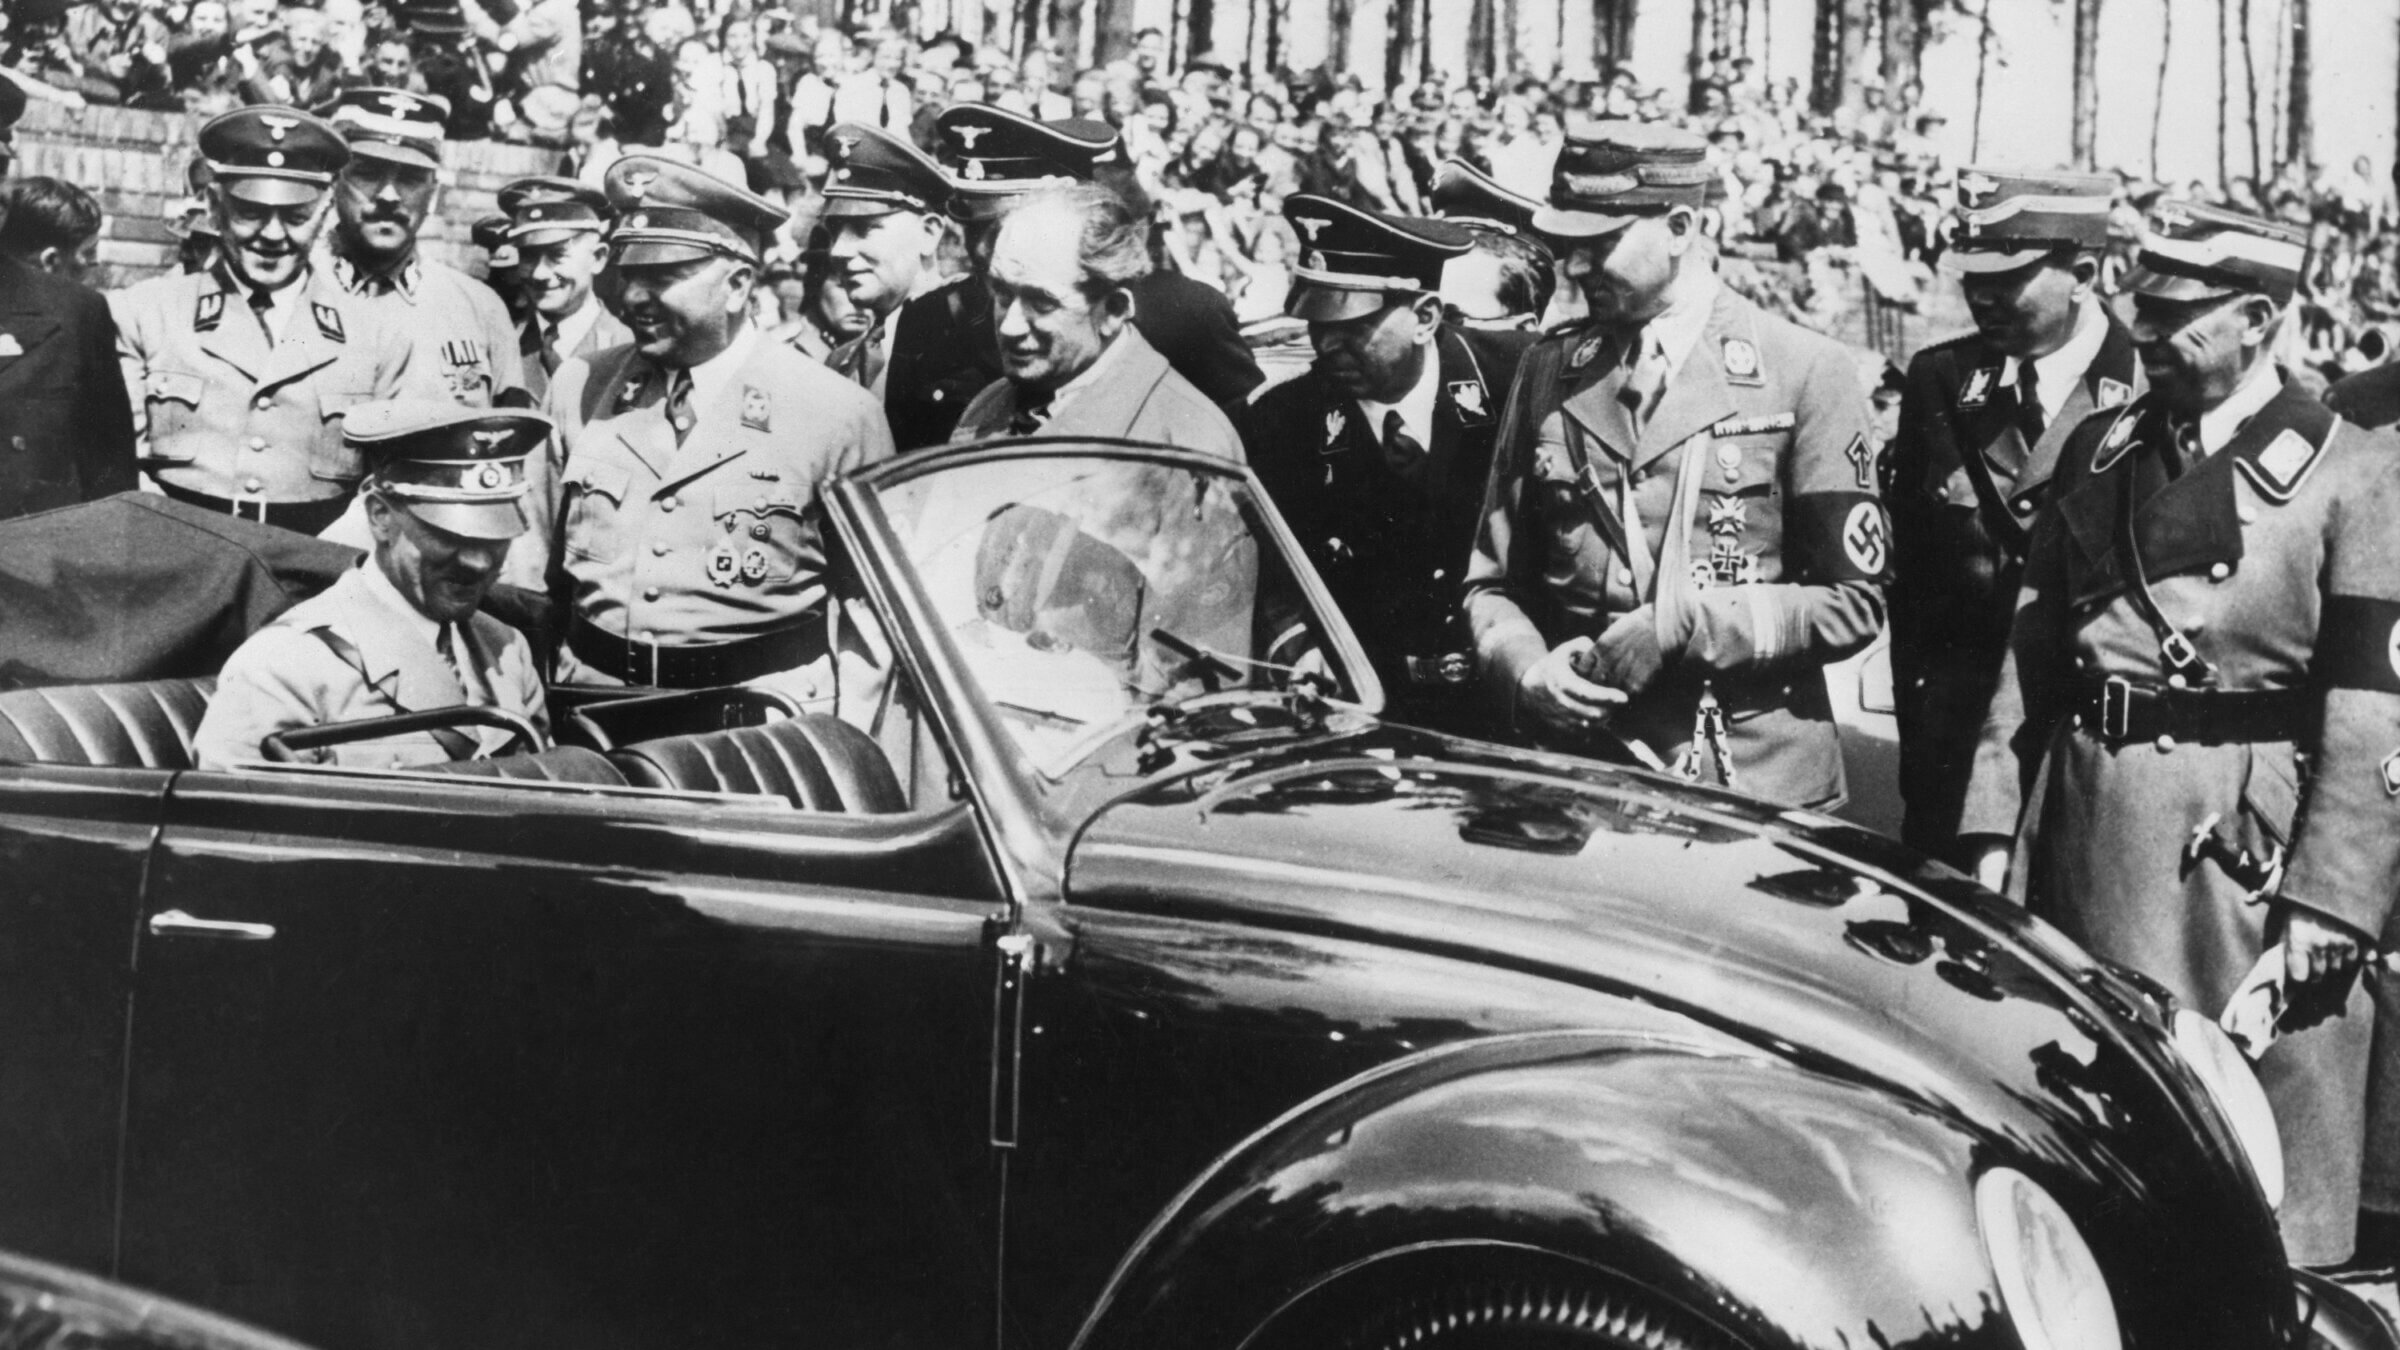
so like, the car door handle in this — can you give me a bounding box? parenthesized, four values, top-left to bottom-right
(147, 909, 276, 942)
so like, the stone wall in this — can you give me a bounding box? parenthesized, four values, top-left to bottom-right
(11, 101, 563, 291)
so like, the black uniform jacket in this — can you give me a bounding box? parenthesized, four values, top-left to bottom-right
(1242, 325, 1532, 733)
(1884, 312, 2141, 855)
(0, 254, 137, 522)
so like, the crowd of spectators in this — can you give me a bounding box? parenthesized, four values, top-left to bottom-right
(7, 0, 2400, 382)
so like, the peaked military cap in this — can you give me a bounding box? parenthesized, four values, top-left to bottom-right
(498, 174, 611, 245)
(1944, 166, 2115, 273)
(1534, 118, 1712, 238)
(1283, 193, 1474, 324)
(470, 215, 518, 271)
(350, 400, 551, 541)
(2123, 199, 2308, 306)
(935, 104, 1116, 220)
(324, 86, 451, 172)
(1430, 157, 1544, 235)
(199, 105, 351, 206)
(821, 123, 949, 219)
(605, 155, 790, 266)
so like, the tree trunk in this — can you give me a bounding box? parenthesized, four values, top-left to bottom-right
(2070, 0, 2101, 168)
(1387, 0, 1413, 89)
(1880, 0, 1922, 99)
(2149, 0, 2172, 177)
(1467, 0, 1496, 81)
(2218, 0, 2232, 186)
(1499, 0, 1518, 77)
(1811, 0, 1871, 115)
(2286, 0, 2311, 168)
(1970, 0, 1995, 157)
(1328, 0, 1353, 76)
(1691, 0, 1711, 109)
(2240, 0, 2263, 180)
(1262, 0, 1283, 75)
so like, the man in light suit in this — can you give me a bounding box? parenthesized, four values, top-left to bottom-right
(193, 400, 552, 770)
(951, 185, 1240, 460)
(550, 156, 895, 700)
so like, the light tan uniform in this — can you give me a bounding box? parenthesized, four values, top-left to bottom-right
(110, 263, 416, 505)
(328, 252, 528, 409)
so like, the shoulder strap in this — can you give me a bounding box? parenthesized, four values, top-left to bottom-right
(2112, 459, 2215, 684)
(302, 626, 478, 761)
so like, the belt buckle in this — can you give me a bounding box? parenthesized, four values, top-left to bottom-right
(2100, 677, 2132, 741)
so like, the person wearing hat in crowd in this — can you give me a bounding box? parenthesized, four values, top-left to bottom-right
(951, 183, 1240, 459)
(1237, 194, 1532, 736)
(111, 105, 419, 535)
(469, 215, 529, 328)
(1961, 201, 2400, 1271)
(548, 155, 893, 701)
(499, 175, 627, 406)
(1881, 167, 2142, 868)
(322, 86, 527, 412)
(1462, 118, 1887, 806)
(1428, 156, 1556, 333)
(0, 75, 138, 523)
(191, 399, 553, 770)
(817, 122, 954, 406)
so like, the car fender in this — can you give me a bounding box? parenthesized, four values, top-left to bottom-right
(1069, 1030, 2003, 1350)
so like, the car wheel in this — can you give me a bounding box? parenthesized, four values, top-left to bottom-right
(1332, 1279, 1737, 1350)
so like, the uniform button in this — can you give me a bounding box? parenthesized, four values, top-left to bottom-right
(931, 389, 945, 403)
(755, 495, 769, 511)
(651, 542, 668, 556)
(2069, 713, 2084, 729)
(661, 495, 679, 512)
(643, 587, 661, 601)
(2012, 498, 2034, 516)
(2155, 734, 2176, 753)
(636, 630, 653, 643)
(1615, 566, 1634, 585)
(247, 437, 267, 452)
(253, 396, 272, 411)
(2168, 674, 2188, 690)
(2238, 504, 2258, 524)
(2209, 562, 2231, 580)
(242, 477, 263, 493)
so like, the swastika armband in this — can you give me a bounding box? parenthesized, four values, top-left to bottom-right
(2317, 596, 2400, 693)
(1789, 491, 1893, 583)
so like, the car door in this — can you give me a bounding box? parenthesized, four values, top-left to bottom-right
(119, 765, 1006, 1350)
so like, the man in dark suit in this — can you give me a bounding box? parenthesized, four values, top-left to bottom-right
(1240, 195, 1531, 737)
(0, 78, 137, 521)
(1883, 167, 2141, 866)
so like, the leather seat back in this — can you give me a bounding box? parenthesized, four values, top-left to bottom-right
(0, 679, 217, 769)
(608, 715, 906, 813)
(409, 746, 632, 786)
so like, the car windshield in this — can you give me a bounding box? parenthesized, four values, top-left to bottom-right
(870, 450, 1358, 778)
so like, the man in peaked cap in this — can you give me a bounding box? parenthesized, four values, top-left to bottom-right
(817, 122, 952, 401)
(1882, 167, 2141, 867)
(1463, 117, 1887, 806)
(499, 175, 627, 406)
(193, 400, 553, 770)
(1429, 156, 1556, 332)
(111, 105, 419, 535)
(1238, 194, 1532, 736)
(547, 155, 893, 704)
(0, 73, 136, 523)
(321, 86, 527, 413)
(1966, 201, 2400, 1269)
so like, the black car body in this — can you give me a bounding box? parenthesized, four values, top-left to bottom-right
(0, 442, 2381, 1350)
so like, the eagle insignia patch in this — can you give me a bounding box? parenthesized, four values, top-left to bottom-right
(1959, 366, 1997, 409)
(1720, 337, 1762, 383)
(2234, 428, 2325, 504)
(2096, 377, 2132, 408)
(741, 385, 771, 432)
(313, 303, 345, 343)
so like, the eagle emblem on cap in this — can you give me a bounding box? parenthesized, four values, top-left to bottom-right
(1957, 172, 2000, 205)
(472, 429, 509, 453)
(954, 125, 989, 149)
(377, 92, 418, 113)
(259, 114, 294, 143)
(2150, 202, 2192, 230)
(833, 133, 860, 158)
(618, 167, 657, 200)
(1294, 216, 1329, 242)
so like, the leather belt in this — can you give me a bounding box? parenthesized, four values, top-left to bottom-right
(156, 481, 354, 535)
(2073, 676, 2306, 746)
(569, 619, 828, 689)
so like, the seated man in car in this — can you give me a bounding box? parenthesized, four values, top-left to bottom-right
(193, 402, 555, 770)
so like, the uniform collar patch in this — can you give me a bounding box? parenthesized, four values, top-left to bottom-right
(741, 384, 771, 432)
(1959, 366, 1998, 409)
(194, 290, 225, 332)
(2088, 407, 2140, 474)
(1447, 378, 1488, 423)
(2234, 427, 2327, 504)
(1721, 336, 1762, 385)
(1569, 332, 1607, 370)
(2096, 376, 2132, 408)
(313, 301, 345, 343)
(1322, 406, 1348, 453)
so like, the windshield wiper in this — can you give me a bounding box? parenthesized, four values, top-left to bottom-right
(1148, 626, 1247, 693)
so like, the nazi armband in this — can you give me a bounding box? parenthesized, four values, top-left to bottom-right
(2315, 596, 2400, 693)
(1788, 491, 1893, 584)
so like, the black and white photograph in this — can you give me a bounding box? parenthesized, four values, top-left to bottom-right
(0, 0, 2396, 1345)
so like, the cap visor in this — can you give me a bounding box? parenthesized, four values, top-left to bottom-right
(346, 141, 442, 172)
(224, 176, 330, 207)
(1286, 284, 1397, 324)
(612, 239, 722, 267)
(1531, 205, 1642, 239)
(947, 190, 1026, 223)
(819, 195, 905, 219)
(1943, 246, 2052, 275)
(405, 499, 528, 542)
(511, 223, 601, 247)
(2120, 264, 2238, 302)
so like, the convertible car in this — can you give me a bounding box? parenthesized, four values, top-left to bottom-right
(0, 440, 2386, 1350)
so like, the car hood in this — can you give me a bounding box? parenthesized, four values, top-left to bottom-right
(1064, 717, 2267, 1225)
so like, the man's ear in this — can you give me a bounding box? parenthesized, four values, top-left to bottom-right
(722, 258, 757, 314)
(2068, 251, 2102, 297)
(1095, 285, 1134, 335)
(361, 487, 399, 543)
(2241, 294, 2286, 350)
(1664, 206, 1696, 256)
(1409, 292, 1442, 344)
(32, 245, 64, 277)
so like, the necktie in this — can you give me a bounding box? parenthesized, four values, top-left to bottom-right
(1008, 387, 1055, 437)
(248, 287, 277, 339)
(2015, 362, 2046, 447)
(665, 366, 696, 445)
(435, 624, 488, 707)
(1381, 409, 1426, 477)
(2162, 420, 2199, 481)
(859, 318, 890, 390)
(1619, 330, 1665, 434)
(538, 321, 561, 377)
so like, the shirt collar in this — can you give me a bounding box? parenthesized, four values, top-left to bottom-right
(2198, 357, 2284, 455)
(1641, 265, 1720, 382)
(1354, 338, 1444, 449)
(550, 296, 605, 360)
(685, 322, 760, 410)
(355, 555, 443, 650)
(333, 248, 421, 301)
(1041, 327, 1135, 421)
(1999, 297, 2108, 425)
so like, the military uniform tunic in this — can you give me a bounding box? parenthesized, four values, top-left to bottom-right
(550, 328, 894, 664)
(1244, 324, 1531, 736)
(1465, 276, 1888, 807)
(1965, 377, 2400, 1264)
(329, 252, 528, 409)
(110, 262, 417, 506)
(1885, 312, 2142, 860)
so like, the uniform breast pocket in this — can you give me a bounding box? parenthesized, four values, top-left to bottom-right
(562, 462, 634, 564)
(142, 368, 208, 461)
(312, 383, 376, 481)
(711, 483, 812, 588)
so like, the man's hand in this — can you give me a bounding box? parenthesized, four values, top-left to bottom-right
(1968, 838, 2009, 893)
(2279, 902, 2366, 986)
(1518, 637, 1629, 737)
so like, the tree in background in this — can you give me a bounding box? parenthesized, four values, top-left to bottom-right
(2070, 0, 2100, 167)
